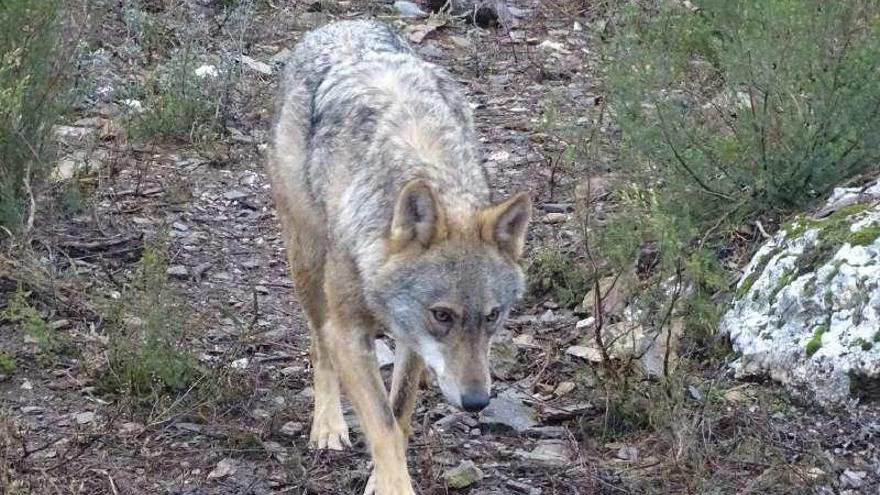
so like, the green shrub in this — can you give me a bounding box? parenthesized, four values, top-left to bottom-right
(0, 0, 74, 232)
(102, 237, 201, 401)
(526, 247, 593, 308)
(0, 352, 15, 374)
(600, 0, 880, 334)
(1, 290, 63, 355)
(127, 50, 228, 145)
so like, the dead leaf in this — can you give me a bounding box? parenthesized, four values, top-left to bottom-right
(207, 458, 237, 480)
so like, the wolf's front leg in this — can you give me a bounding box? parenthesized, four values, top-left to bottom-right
(365, 344, 425, 492)
(323, 315, 415, 495)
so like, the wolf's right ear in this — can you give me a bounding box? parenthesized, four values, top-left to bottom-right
(390, 179, 446, 250)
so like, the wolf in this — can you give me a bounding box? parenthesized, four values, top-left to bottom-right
(268, 20, 531, 495)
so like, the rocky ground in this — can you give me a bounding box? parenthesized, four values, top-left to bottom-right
(1, 1, 878, 494)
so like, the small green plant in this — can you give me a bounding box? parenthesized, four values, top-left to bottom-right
(0, 352, 14, 374)
(126, 50, 228, 145)
(526, 247, 593, 308)
(847, 223, 880, 247)
(1, 290, 60, 354)
(102, 236, 201, 403)
(805, 325, 827, 357)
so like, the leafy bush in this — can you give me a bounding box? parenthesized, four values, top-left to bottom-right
(102, 237, 201, 401)
(127, 50, 229, 144)
(0, 352, 15, 374)
(600, 0, 880, 334)
(0, 0, 74, 232)
(527, 247, 593, 308)
(1, 290, 64, 355)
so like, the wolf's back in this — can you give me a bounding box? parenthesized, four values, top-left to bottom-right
(278, 20, 413, 110)
(272, 20, 489, 261)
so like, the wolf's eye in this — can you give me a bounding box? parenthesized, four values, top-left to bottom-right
(486, 308, 500, 322)
(432, 308, 453, 324)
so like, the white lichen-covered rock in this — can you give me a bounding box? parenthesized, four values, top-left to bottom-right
(721, 180, 880, 406)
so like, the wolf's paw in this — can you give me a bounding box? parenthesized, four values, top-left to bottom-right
(308, 414, 350, 450)
(363, 471, 416, 495)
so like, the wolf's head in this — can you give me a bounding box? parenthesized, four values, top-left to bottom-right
(367, 179, 530, 412)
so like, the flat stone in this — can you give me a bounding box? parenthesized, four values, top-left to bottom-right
(565, 345, 603, 362)
(207, 458, 237, 480)
(224, 190, 250, 201)
(541, 203, 572, 213)
(615, 445, 639, 461)
(166, 265, 189, 278)
(541, 212, 567, 224)
(479, 389, 536, 432)
(538, 309, 558, 324)
(443, 460, 484, 489)
(489, 329, 519, 379)
(280, 421, 304, 437)
(506, 480, 542, 494)
(575, 317, 595, 330)
(554, 381, 575, 396)
(515, 439, 573, 467)
(394, 1, 427, 17)
(523, 426, 567, 438)
(75, 411, 96, 424)
(239, 55, 273, 75)
(839, 469, 867, 489)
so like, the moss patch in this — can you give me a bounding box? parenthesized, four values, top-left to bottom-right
(805, 325, 827, 357)
(853, 338, 874, 352)
(0, 351, 15, 374)
(847, 222, 880, 246)
(780, 204, 877, 283)
(769, 268, 796, 302)
(735, 246, 782, 300)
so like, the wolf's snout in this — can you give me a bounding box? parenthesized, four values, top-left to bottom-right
(460, 390, 490, 412)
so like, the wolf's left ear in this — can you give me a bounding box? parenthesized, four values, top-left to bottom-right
(480, 192, 531, 259)
(390, 179, 446, 250)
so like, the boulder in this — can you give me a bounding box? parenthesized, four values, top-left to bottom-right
(720, 179, 880, 406)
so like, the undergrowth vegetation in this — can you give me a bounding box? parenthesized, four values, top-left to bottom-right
(102, 237, 200, 401)
(545, 1, 880, 490)
(115, 1, 253, 146)
(100, 235, 247, 418)
(600, 0, 880, 335)
(0, 0, 77, 233)
(126, 50, 232, 145)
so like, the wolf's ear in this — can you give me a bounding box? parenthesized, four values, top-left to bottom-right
(390, 179, 446, 250)
(481, 192, 531, 259)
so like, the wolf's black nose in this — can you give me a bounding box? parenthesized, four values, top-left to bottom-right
(461, 391, 490, 412)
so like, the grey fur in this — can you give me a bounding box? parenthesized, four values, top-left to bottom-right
(274, 20, 489, 243)
(270, 19, 524, 408)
